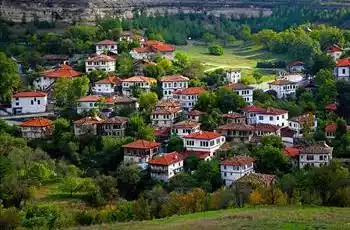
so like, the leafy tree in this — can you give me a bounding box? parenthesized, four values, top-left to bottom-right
(216, 87, 246, 113)
(127, 112, 155, 141)
(132, 196, 151, 220)
(94, 175, 118, 202)
(311, 53, 335, 75)
(139, 91, 158, 116)
(194, 160, 222, 192)
(240, 25, 251, 41)
(143, 64, 165, 79)
(145, 185, 168, 218)
(0, 52, 20, 103)
(336, 80, 350, 120)
(260, 135, 284, 149)
(315, 69, 337, 110)
(117, 163, 141, 199)
(208, 44, 224, 56)
(117, 53, 134, 76)
(194, 91, 217, 113)
(58, 176, 85, 197)
(167, 135, 184, 153)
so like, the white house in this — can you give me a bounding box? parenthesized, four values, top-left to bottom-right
(287, 60, 305, 73)
(241, 105, 288, 127)
(95, 40, 118, 55)
(187, 110, 206, 122)
(33, 64, 81, 91)
(85, 54, 116, 74)
(173, 87, 206, 112)
(10, 91, 47, 114)
(268, 79, 297, 99)
(226, 69, 241, 84)
(326, 44, 343, 60)
(172, 120, 201, 137)
(183, 131, 226, 158)
(20, 118, 53, 140)
(221, 155, 255, 187)
(299, 142, 333, 168)
(76, 95, 101, 114)
(73, 116, 103, 136)
(92, 75, 121, 95)
(335, 58, 350, 79)
(122, 76, 157, 96)
(160, 75, 189, 99)
(325, 123, 337, 139)
(130, 40, 175, 60)
(288, 113, 317, 138)
(123, 139, 160, 163)
(227, 83, 254, 104)
(148, 151, 183, 182)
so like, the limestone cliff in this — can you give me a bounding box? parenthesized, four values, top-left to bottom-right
(0, 0, 274, 23)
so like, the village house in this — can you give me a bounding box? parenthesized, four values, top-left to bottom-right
(220, 155, 255, 187)
(122, 76, 157, 96)
(241, 105, 288, 127)
(268, 79, 298, 99)
(172, 120, 201, 137)
(99, 116, 128, 137)
(254, 123, 281, 137)
(222, 112, 246, 124)
(335, 58, 350, 79)
(40, 54, 69, 66)
(92, 75, 121, 96)
(284, 147, 300, 168)
(183, 131, 226, 159)
(85, 54, 116, 74)
(287, 60, 305, 73)
(151, 106, 182, 127)
(217, 123, 254, 143)
(288, 113, 317, 138)
(173, 87, 206, 112)
(20, 118, 53, 140)
(118, 31, 146, 43)
(123, 139, 160, 163)
(326, 44, 343, 60)
(76, 95, 102, 114)
(130, 40, 175, 60)
(33, 64, 81, 91)
(298, 142, 333, 168)
(148, 151, 183, 182)
(73, 116, 103, 136)
(187, 110, 206, 122)
(114, 95, 139, 113)
(10, 91, 47, 114)
(95, 40, 118, 55)
(160, 75, 189, 99)
(226, 69, 241, 84)
(227, 83, 254, 104)
(325, 123, 337, 139)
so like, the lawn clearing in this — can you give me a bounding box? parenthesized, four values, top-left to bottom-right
(67, 206, 350, 230)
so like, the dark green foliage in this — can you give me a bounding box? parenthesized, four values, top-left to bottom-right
(208, 44, 224, 56)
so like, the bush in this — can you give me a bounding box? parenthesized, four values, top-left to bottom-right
(21, 204, 60, 229)
(0, 208, 20, 230)
(256, 61, 286, 68)
(75, 210, 96, 226)
(208, 45, 224, 56)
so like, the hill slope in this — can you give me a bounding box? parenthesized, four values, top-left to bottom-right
(68, 206, 350, 230)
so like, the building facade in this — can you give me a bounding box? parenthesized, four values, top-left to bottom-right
(173, 87, 206, 112)
(76, 95, 101, 114)
(299, 142, 333, 168)
(268, 79, 298, 99)
(221, 155, 255, 187)
(226, 70, 241, 84)
(148, 152, 183, 182)
(335, 58, 350, 79)
(130, 40, 175, 60)
(172, 120, 201, 137)
(123, 140, 160, 163)
(20, 118, 53, 140)
(122, 76, 157, 96)
(95, 40, 118, 55)
(160, 75, 189, 99)
(227, 83, 254, 104)
(10, 91, 47, 114)
(92, 75, 121, 95)
(99, 116, 128, 137)
(288, 113, 317, 138)
(85, 54, 116, 73)
(242, 106, 288, 127)
(73, 116, 103, 136)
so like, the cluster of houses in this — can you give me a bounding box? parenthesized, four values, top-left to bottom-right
(4, 38, 345, 185)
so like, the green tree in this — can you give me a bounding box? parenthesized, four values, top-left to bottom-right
(216, 87, 247, 113)
(311, 53, 335, 75)
(167, 135, 184, 153)
(240, 25, 251, 41)
(127, 113, 155, 141)
(117, 163, 141, 199)
(194, 160, 222, 192)
(143, 63, 165, 79)
(208, 44, 224, 56)
(0, 52, 20, 103)
(315, 69, 337, 110)
(117, 53, 134, 76)
(139, 92, 158, 114)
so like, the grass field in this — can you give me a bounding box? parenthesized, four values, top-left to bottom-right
(68, 206, 350, 230)
(176, 42, 289, 81)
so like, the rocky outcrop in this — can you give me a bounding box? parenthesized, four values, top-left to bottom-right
(0, 0, 273, 23)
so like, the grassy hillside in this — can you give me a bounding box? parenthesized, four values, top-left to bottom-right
(68, 206, 350, 230)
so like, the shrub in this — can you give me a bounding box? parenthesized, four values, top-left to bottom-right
(75, 210, 95, 226)
(0, 208, 20, 230)
(21, 204, 60, 229)
(208, 45, 224, 56)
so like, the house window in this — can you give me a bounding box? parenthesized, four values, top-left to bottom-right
(259, 116, 263, 120)
(37, 100, 40, 105)
(343, 68, 346, 74)
(269, 116, 273, 121)
(31, 100, 34, 105)
(306, 155, 314, 161)
(15, 102, 19, 106)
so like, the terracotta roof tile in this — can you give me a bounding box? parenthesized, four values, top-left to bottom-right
(184, 131, 222, 140)
(269, 79, 295, 85)
(288, 60, 305, 67)
(103, 116, 128, 124)
(237, 173, 276, 187)
(77, 95, 101, 102)
(148, 152, 182, 166)
(188, 110, 206, 116)
(327, 44, 343, 53)
(254, 123, 281, 132)
(336, 58, 350, 67)
(122, 139, 160, 149)
(122, 76, 157, 83)
(290, 113, 315, 123)
(222, 112, 245, 119)
(181, 150, 211, 160)
(13, 91, 47, 98)
(241, 105, 266, 113)
(152, 107, 181, 115)
(20, 118, 52, 127)
(95, 75, 121, 84)
(86, 54, 116, 62)
(217, 123, 254, 132)
(284, 147, 300, 157)
(300, 142, 333, 154)
(325, 123, 337, 133)
(96, 40, 117, 45)
(325, 103, 337, 111)
(153, 127, 171, 137)
(42, 64, 81, 78)
(160, 75, 189, 82)
(156, 99, 180, 108)
(174, 87, 205, 95)
(172, 120, 200, 129)
(227, 83, 253, 90)
(74, 116, 103, 125)
(221, 155, 255, 166)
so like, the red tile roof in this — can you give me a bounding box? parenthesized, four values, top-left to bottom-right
(181, 150, 211, 160)
(325, 123, 337, 133)
(152, 43, 175, 52)
(184, 131, 222, 140)
(20, 118, 52, 127)
(122, 139, 160, 149)
(95, 75, 121, 84)
(188, 110, 206, 116)
(133, 46, 153, 53)
(280, 127, 294, 138)
(133, 40, 175, 53)
(227, 83, 253, 90)
(217, 123, 254, 132)
(156, 99, 180, 108)
(122, 76, 156, 83)
(241, 105, 266, 113)
(300, 142, 333, 154)
(327, 44, 343, 53)
(77, 95, 101, 102)
(152, 107, 181, 115)
(284, 147, 300, 157)
(42, 64, 81, 78)
(174, 87, 205, 95)
(325, 103, 337, 111)
(336, 58, 350, 67)
(13, 91, 47, 98)
(222, 112, 245, 119)
(244, 106, 288, 115)
(160, 75, 189, 82)
(269, 79, 295, 85)
(148, 152, 182, 166)
(290, 113, 315, 123)
(96, 40, 116, 45)
(102, 116, 128, 124)
(288, 60, 305, 67)
(254, 123, 281, 132)
(86, 54, 116, 62)
(172, 120, 200, 129)
(74, 116, 103, 125)
(153, 127, 171, 137)
(221, 155, 255, 166)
